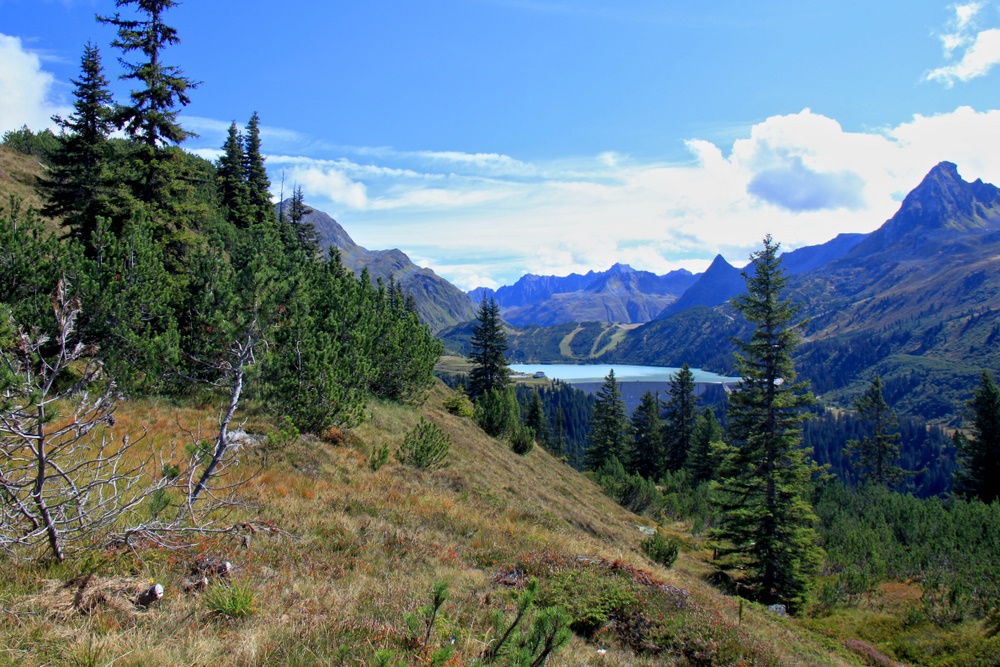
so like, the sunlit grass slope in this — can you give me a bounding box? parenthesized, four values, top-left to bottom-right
(1, 382, 861, 666)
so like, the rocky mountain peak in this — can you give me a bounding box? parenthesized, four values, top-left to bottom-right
(880, 161, 1000, 242)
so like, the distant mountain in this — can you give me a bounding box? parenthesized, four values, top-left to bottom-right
(602, 162, 1000, 423)
(780, 232, 866, 275)
(469, 263, 697, 326)
(280, 201, 477, 333)
(798, 161, 1000, 336)
(479, 271, 596, 309)
(657, 255, 743, 318)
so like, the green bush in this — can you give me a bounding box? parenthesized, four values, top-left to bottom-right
(397, 418, 450, 470)
(595, 457, 661, 514)
(536, 568, 637, 637)
(509, 424, 535, 455)
(443, 388, 474, 418)
(368, 442, 390, 471)
(474, 387, 520, 438)
(640, 531, 680, 568)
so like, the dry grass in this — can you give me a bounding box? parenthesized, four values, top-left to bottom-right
(0, 381, 863, 666)
(0, 147, 60, 233)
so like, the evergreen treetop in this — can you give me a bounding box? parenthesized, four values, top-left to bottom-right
(467, 296, 510, 401)
(42, 43, 116, 244)
(630, 389, 664, 480)
(98, 0, 199, 148)
(584, 369, 631, 472)
(664, 363, 699, 472)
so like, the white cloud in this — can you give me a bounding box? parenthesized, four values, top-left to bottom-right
(928, 3, 1000, 84)
(0, 33, 67, 135)
(269, 106, 1000, 290)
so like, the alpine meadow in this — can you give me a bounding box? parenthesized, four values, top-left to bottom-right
(2, 1, 1000, 666)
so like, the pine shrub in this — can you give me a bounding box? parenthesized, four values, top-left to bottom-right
(397, 419, 450, 470)
(443, 388, 474, 418)
(474, 387, 520, 437)
(640, 531, 680, 568)
(509, 425, 535, 455)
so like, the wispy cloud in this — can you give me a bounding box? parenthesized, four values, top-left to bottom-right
(253, 106, 1000, 290)
(927, 2, 1000, 84)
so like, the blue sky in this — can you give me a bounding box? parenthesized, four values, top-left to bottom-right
(3, 1, 1000, 289)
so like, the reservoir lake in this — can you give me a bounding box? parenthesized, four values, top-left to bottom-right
(509, 364, 740, 385)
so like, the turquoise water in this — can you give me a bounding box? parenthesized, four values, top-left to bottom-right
(509, 364, 740, 384)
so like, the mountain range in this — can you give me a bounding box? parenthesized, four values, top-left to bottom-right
(282, 202, 477, 333)
(286, 160, 998, 423)
(471, 263, 698, 326)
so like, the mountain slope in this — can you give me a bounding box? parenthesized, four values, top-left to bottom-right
(780, 232, 866, 275)
(658, 254, 744, 318)
(283, 202, 477, 333)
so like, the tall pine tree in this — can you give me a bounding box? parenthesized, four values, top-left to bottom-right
(630, 390, 664, 479)
(216, 122, 250, 228)
(467, 296, 510, 401)
(584, 369, 631, 471)
(663, 363, 699, 472)
(844, 375, 905, 487)
(686, 407, 723, 483)
(711, 235, 822, 609)
(953, 371, 1000, 504)
(98, 0, 198, 149)
(42, 43, 116, 245)
(243, 112, 274, 227)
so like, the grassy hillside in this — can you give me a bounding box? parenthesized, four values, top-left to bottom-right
(0, 382, 868, 666)
(0, 145, 60, 233)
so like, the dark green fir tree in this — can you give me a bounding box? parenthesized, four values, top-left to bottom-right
(98, 0, 198, 149)
(41, 43, 116, 245)
(216, 122, 250, 228)
(584, 369, 631, 471)
(288, 185, 321, 256)
(243, 112, 275, 227)
(630, 390, 664, 479)
(686, 407, 723, 483)
(844, 375, 905, 487)
(467, 296, 510, 401)
(953, 371, 1000, 504)
(663, 363, 699, 472)
(711, 235, 823, 610)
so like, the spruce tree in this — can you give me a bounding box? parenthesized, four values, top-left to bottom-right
(216, 122, 250, 227)
(584, 369, 631, 471)
(289, 185, 321, 256)
(953, 371, 1000, 504)
(98, 0, 198, 149)
(630, 390, 664, 479)
(243, 112, 274, 226)
(663, 363, 699, 472)
(467, 297, 510, 401)
(711, 235, 822, 609)
(42, 43, 116, 244)
(686, 407, 723, 483)
(525, 390, 549, 448)
(844, 375, 905, 487)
